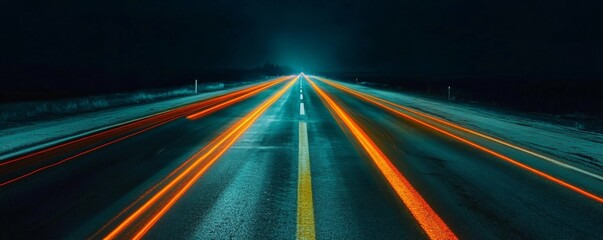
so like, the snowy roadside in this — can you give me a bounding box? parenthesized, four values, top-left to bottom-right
(337, 81, 603, 174)
(0, 82, 259, 160)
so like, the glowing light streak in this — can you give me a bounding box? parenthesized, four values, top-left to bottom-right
(307, 77, 457, 240)
(103, 77, 298, 239)
(186, 77, 287, 120)
(315, 77, 603, 204)
(0, 77, 292, 187)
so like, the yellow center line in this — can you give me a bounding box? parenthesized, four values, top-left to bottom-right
(297, 122, 316, 240)
(306, 76, 457, 240)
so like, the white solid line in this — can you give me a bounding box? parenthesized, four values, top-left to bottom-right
(300, 103, 305, 116)
(300, 94, 303, 100)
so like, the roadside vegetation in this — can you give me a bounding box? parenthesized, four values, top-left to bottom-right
(0, 83, 224, 125)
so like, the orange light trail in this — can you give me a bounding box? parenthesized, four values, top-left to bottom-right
(317, 77, 603, 182)
(186, 77, 287, 120)
(0, 78, 283, 167)
(306, 77, 457, 240)
(0, 76, 292, 187)
(0, 118, 174, 187)
(314, 77, 603, 204)
(102, 77, 298, 240)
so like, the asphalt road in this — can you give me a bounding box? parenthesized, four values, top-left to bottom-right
(0, 75, 601, 239)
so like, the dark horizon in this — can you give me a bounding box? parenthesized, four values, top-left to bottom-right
(1, 0, 603, 116)
(2, 1, 603, 76)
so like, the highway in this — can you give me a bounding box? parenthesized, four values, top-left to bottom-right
(0, 74, 601, 239)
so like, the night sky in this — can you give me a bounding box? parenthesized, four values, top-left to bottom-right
(1, 1, 602, 94)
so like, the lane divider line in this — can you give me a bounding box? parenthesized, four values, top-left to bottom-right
(300, 94, 304, 100)
(297, 122, 316, 240)
(315, 77, 603, 204)
(300, 103, 306, 116)
(306, 77, 457, 240)
(101, 78, 299, 240)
